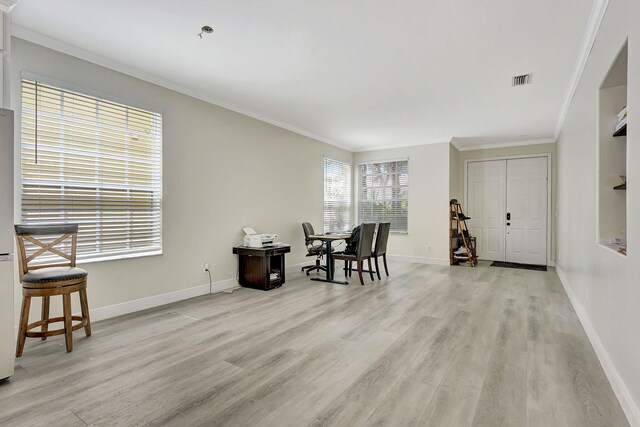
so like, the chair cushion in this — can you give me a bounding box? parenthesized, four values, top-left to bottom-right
(308, 244, 324, 254)
(22, 267, 88, 284)
(307, 244, 334, 256)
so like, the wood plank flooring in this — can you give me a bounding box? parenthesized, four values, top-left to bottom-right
(0, 260, 629, 426)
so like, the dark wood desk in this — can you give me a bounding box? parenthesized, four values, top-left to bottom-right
(307, 234, 351, 285)
(233, 245, 291, 291)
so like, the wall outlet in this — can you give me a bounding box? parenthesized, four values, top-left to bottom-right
(427, 245, 432, 251)
(204, 262, 210, 272)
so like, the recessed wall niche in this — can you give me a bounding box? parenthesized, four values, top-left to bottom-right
(598, 42, 628, 255)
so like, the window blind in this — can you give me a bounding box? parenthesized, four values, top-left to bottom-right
(323, 158, 352, 233)
(21, 78, 163, 261)
(358, 160, 408, 233)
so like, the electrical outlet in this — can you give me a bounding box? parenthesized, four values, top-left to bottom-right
(427, 245, 432, 251)
(204, 262, 210, 272)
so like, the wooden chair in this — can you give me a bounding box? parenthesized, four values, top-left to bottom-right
(372, 222, 391, 279)
(333, 223, 376, 285)
(14, 224, 91, 356)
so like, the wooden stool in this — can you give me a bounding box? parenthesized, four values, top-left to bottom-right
(14, 224, 91, 357)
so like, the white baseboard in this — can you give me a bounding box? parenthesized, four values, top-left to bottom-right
(387, 254, 450, 266)
(287, 261, 312, 273)
(555, 265, 640, 427)
(89, 278, 239, 322)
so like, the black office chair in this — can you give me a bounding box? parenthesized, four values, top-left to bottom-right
(371, 222, 391, 279)
(301, 222, 328, 275)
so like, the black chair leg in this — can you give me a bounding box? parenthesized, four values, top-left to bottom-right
(374, 257, 381, 280)
(302, 257, 327, 275)
(382, 253, 389, 276)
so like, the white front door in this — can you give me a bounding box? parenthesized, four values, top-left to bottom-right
(505, 157, 548, 265)
(466, 156, 548, 265)
(467, 160, 506, 261)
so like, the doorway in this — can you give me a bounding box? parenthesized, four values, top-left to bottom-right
(465, 156, 548, 265)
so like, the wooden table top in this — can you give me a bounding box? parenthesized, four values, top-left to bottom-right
(308, 234, 351, 240)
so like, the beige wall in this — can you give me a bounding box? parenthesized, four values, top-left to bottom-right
(556, 0, 640, 421)
(0, 14, 9, 108)
(354, 143, 450, 263)
(449, 143, 460, 199)
(9, 38, 353, 318)
(452, 142, 557, 262)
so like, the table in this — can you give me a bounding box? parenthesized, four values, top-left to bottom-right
(232, 245, 291, 290)
(307, 234, 351, 285)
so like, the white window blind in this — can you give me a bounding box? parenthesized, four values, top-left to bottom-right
(323, 158, 352, 232)
(21, 78, 163, 261)
(358, 159, 408, 233)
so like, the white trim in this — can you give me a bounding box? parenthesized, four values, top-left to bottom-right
(77, 250, 163, 266)
(0, 0, 18, 14)
(357, 156, 409, 166)
(88, 278, 238, 322)
(353, 140, 449, 153)
(287, 261, 315, 273)
(463, 154, 553, 267)
(10, 25, 354, 152)
(453, 138, 555, 152)
(55, 261, 315, 324)
(555, 266, 640, 427)
(554, 0, 610, 140)
(386, 254, 450, 266)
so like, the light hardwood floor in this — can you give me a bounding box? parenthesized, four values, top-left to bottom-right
(0, 260, 629, 426)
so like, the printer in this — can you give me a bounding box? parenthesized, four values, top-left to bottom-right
(243, 227, 278, 248)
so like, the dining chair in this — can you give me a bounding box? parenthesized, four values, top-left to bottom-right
(14, 224, 91, 356)
(371, 222, 391, 279)
(333, 223, 376, 285)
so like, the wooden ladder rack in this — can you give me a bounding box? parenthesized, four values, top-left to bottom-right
(449, 200, 478, 267)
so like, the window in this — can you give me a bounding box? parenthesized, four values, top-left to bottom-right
(323, 157, 352, 232)
(358, 159, 408, 233)
(21, 78, 163, 261)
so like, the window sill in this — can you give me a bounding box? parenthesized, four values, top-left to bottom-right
(78, 250, 163, 265)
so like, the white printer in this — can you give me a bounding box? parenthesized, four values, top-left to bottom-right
(243, 227, 278, 248)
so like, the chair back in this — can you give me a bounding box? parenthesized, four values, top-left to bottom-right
(373, 222, 391, 256)
(356, 223, 376, 259)
(14, 224, 79, 278)
(302, 222, 316, 246)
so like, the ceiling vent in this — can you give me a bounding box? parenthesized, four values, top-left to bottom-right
(512, 74, 532, 86)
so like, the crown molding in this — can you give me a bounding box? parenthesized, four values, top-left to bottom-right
(554, 0, 610, 140)
(10, 24, 355, 152)
(0, 0, 18, 13)
(353, 139, 451, 153)
(453, 137, 556, 152)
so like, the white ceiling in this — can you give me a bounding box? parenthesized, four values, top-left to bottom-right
(10, 0, 594, 152)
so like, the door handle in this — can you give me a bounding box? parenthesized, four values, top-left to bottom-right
(506, 212, 511, 220)
(506, 222, 511, 226)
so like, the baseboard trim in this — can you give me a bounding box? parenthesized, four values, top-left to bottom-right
(89, 278, 239, 322)
(286, 261, 312, 273)
(555, 265, 640, 427)
(85, 262, 312, 323)
(387, 254, 450, 266)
